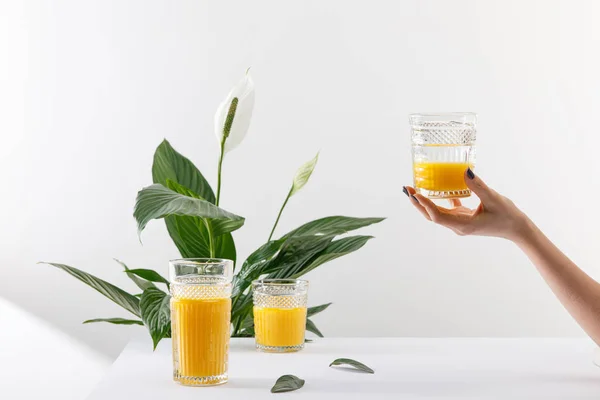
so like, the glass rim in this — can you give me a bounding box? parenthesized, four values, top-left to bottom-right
(252, 278, 309, 287)
(169, 258, 234, 284)
(169, 257, 233, 265)
(409, 112, 477, 118)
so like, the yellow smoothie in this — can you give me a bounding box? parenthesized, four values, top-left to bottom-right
(171, 289, 231, 385)
(253, 306, 307, 348)
(413, 162, 471, 192)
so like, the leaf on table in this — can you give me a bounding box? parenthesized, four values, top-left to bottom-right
(40, 262, 141, 317)
(140, 287, 171, 349)
(329, 358, 374, 374)
(306, 318, 324, 338)
(305, 339, 313, 343)
(307, 302, 332, 318)
(127, 269, 170, 289)
(83, 318, 144, 325)
(270, 374, 305, 393)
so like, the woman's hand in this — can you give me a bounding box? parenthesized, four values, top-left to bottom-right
(407, 168, 600, 347)
(404, 168, 531, 242)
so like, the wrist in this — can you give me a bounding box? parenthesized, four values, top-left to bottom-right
(509, 215, 538, 247)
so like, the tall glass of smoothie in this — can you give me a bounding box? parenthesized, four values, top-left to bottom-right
(410, 113, 477, 199)
(252, 279, 308, 353)
(170, 258, 233, 386)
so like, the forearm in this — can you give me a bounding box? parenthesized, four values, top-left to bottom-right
(514, 219, 600, 345)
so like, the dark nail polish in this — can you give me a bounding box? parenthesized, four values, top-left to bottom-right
(402, 186, 409, 197)
(411, 195, 419, 204)
(467, 168, 475, 180)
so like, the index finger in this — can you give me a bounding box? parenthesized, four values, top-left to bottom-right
(403, 186, 432, 221)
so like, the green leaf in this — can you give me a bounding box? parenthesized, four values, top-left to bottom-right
(241, 314, 254, 331)
(234, 239, 286, 293)
(151, 140, 238, 263)
(140, 287, 171, 350)
(283, 216, 385, 239)
(215, 232, 237, 266)
(306, 318, 324, 337)
(114, 258, 156, 291)
(165, 178, 202, 198)
(307, 302, 332, 318)
(162, 181, 212, 259)
(238, 239, 285, 275)
(165, 179, 239, 262)
(134, 183, 244, 236)
(329, 358, 375, 374)
(264, 235, 334, 279)
(289, 152, 319, 197)
(165, 215, 212, 257)
(41, 262, 140, 317)
(233, 230, 378, 336)
(271, 375, 305, 393)
(231, 290, 255, 334)
(292, 235, 374, 278)
(152, 139, 215, 204)
(83, 318, 144, 325)
(231, 236, 333, 335)
(231, 312, 255, 338)
(231, 239, 286, 311)
(235, 330, 254, 338)
(127, 269, 170, 289)
(211, 218, 245, 237)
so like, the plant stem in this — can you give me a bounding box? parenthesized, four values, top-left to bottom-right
(203, 219, 215, 258)
(216, 140, 225, 206)
(268, 187, 293, 242)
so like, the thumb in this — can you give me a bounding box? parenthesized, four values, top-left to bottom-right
(464, 168, 496, 204)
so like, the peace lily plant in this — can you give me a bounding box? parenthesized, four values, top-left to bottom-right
(42, 71, 384, 349)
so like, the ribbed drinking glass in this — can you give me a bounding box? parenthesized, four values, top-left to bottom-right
(410, 113, 477, 199)
(252, 279, 309, 353)
(170, 258, 233, 386)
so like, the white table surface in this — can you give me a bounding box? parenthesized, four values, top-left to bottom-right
(88, 336, 600, 399)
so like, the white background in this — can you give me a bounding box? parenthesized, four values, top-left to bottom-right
(3, 0, 600, 365)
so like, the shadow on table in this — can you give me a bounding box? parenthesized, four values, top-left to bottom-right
(304, 372, 600, 396)
(224, 378, 277, 390)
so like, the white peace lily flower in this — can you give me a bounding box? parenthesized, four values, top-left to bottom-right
(214, 71, 255, 153)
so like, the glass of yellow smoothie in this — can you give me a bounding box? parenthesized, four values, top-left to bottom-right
(170, 258, 233, 386)
(409, 113, 477, 199)
(252, 279, 308, 353)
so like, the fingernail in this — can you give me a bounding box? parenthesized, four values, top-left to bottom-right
(402, 186, 409, 197)
(467, 168, 475, 180)
(411, 195, 419, 204)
